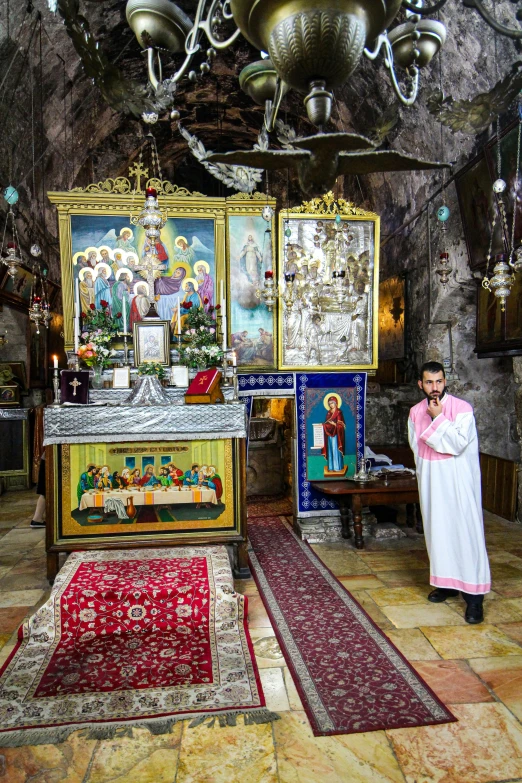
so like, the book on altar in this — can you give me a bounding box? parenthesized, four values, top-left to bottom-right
(60, 370, 90, 405)
(184, 368, 224, 404)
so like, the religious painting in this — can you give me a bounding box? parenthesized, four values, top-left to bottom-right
(0, 384, 20, 407)
(226, 196, 277, 369)
(133, 320, 170, 367)
(0, 263, 60, 313)
(378, 275, 405, 361)
(277, 196, 379, 371)
(455, 152, 505, 270)
(295, 373, 366, 514)
(48, 182, 226, 352)
(54, 438, 238, 545)
(485, 119, 522, 251)
(0, 362, 27, 391)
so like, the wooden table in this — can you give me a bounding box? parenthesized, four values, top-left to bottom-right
(311, 477, 422, 549)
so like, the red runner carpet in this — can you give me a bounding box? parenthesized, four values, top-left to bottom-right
(0, 547, 272, 747)
(248, 514, 456, 736)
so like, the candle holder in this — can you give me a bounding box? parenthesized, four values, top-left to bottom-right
(222, 347, 232, 387)
(117, 332, 131, 366)
(230, 364, 241, 404)
(50, 367, 62, 407)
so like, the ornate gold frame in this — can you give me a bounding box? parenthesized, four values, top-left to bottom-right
(225, 192, 277, 370)
(48, 169, 227, 351)
(278, 192, 380, 372)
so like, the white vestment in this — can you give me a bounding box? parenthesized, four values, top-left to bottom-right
(408, 393, 490, 595)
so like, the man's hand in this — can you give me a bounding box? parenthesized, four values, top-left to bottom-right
(427, 397, 443, 419)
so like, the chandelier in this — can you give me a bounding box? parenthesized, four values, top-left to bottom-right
(1, 205, 23, 280)
(130, 186, 168, 317)
(120, 0, 521, 132)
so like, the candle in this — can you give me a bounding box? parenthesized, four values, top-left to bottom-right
(177, 300, 181, 336)
(231, 351, 237, 367)
(222, 312, 227, 351)
(74, 318, 79, 355)
(53, 355, 58, 369)
(220, 280, 224, 304)
(122, 296, 127, 333)
(74, 278, 80, 319)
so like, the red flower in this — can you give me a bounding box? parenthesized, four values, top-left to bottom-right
(265, 270, 274, 279)
(204, 297, 209, 304)
(116, 312, 122, 318)
(186, 301, 193, 309)
(89, 303, 95, 310)
(215, 304, 221, 311)
(181, 301, 190, 310)
(100, 300, 108, 308)
(81, 312, 86, 318)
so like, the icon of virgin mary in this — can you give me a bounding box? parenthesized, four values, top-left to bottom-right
(322, 393, 347, 476)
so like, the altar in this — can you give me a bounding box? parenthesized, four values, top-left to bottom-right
(43, 399, 249, 584)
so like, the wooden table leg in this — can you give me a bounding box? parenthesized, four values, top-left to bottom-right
(338, 499, 351, 540)
(352, 495, 364, 550)
(406, 503, 415, 528)
(234, 541, 251, 579)
(415, 504, 424, 534)
(47, 552, 59, 586)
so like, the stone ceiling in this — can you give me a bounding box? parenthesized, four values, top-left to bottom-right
(0, 0, 519, 280)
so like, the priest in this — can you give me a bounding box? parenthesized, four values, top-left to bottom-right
(408, 361, 491, 624)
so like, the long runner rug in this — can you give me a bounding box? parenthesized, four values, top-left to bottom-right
(248, 515, 456, 736)
(0, 546, 274, 747)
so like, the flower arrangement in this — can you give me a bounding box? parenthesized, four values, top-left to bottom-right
(137, 362, 168, 381)
(79, 302, 119, 368)
(179, 301, 223, 369)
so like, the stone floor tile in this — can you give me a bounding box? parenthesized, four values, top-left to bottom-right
(387, 703, 522, 783)
(176, 719, 277, 783)
(369, 586, 432, 607)
(380, 602, 466, 629)
(253, 635, 286, 669)
(497, 622, 522, 646)
(420, 624, 522, 659)
(377, 570, 431, 588)
(470, 655, 522, 720)
(0, 606, 29, 634)
(310, 546, 372, 577)
(86, 725, 183, 783)
(412, 659, 494, 704)
(385, 629, 441, 661)
(247, 595, 273, 629)
(337, 574, 387, 591)
(274, 711, 405, 783)
(349, 590, 395, 630)
(283, 667, 304, 711)
(0, 730, 98, 783)
(0, 589, 44, 608)
(490, 579, 522, 598)
(0, 632, 12, 650)
(259, 667, 290, 712)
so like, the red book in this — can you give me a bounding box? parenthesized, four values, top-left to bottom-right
(185, 368, 224, 404)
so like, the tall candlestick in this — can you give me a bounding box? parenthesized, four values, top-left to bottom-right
(53, 355, 58, 369)
(74, 318, 79, 355)
(74, 278, 80, 319)
(122, 296, 127, 334)
(220, 280, 224, 304)
(221, 312, 227, 351)
(177, 300, 181, 336)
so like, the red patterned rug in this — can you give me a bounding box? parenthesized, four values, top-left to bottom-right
(0, 547, 273, 747)
(247, 494, 293, 518)
(248, 515, 456, 736)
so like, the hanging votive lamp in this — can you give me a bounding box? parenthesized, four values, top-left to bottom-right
(436, 252, 451, 286)
(4, 242, 22, 279)
(490, 253, 513, 311)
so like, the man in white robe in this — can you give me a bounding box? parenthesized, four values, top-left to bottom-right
(408, 361, 490, 624)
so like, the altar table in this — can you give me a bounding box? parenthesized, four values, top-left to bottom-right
(311, 476, 422, 549)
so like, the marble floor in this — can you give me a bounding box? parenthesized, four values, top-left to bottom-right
(1, 492, 522, 782)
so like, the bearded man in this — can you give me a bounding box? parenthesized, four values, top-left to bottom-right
(408, 361, 490, 624)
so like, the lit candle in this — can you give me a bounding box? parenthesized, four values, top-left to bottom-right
(177, 300, 181, 336)
(53, 355, 58, 369)
(122, 296, 127, 333)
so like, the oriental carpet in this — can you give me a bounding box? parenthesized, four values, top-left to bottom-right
(0, 546, 272, 747)
(247, 494, 293, 518)
(248, 514, 456, 736)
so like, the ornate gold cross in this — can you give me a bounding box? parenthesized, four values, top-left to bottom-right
(69, 377, 82, 397)
(128, 162, 149, 193)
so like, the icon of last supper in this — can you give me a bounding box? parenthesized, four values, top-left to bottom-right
(60, 439, 233, 538)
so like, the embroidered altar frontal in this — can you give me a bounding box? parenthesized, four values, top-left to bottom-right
(0, 547, 267, 746)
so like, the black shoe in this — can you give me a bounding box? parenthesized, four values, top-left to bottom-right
(30, 520, 45, 528)
(465, 603, 484, 624)
(428, 588, 460, 603)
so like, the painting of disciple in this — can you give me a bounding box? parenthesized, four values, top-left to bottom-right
(112, 269, 132, 330)
(172, 280, 202, 332)
(195, 261, 213, 312)
(111, 250, 126, 276)
(98, 247, 114, 269)
(130, 282, 150, 329)
(93, 263, 113, 311)
(79, 267, 95, 314)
